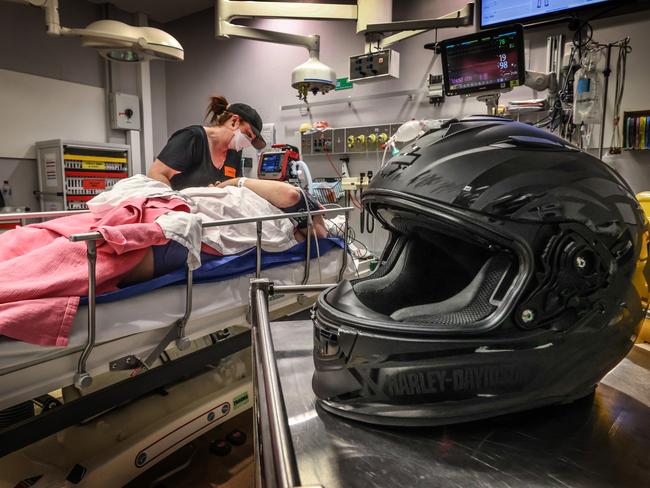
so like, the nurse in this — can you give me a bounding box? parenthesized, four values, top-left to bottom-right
(148, 95, 265, 190)
(132, 94, 327, 283)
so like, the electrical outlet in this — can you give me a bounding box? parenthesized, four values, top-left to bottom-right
(349, 50, 399, 83)
(428, 74, 444, 105)
(300, 132, 312, 156)
(341, 176, 370, 191)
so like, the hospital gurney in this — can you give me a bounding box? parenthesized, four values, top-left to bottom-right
(0, 206, 355, 462)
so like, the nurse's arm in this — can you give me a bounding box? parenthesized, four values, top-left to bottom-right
(218, 178, 301, 208)
(148, 159, 180, 187)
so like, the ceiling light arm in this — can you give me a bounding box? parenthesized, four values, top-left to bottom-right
(217, 20, 320, 55)
(376, 3, 474, 50)
(217, 0, 357, 25)
(5, 0, 99, 38)
(3, 0, 46, 6)
(3, 0, 184, 62)
(216, 0, 356, 54)
(4, 0, 63, 35)
(61, 26, 143, 45)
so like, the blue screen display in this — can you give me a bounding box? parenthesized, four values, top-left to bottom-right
(261, 153, 283, 173)
(481, 0, 611, 27)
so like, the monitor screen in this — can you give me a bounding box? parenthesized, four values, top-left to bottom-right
(441, 25, 525, 97)
(260, 153, 283, 174)
(480, 0, 611, 28)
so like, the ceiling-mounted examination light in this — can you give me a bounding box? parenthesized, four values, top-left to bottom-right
(291, 54, 336, 100)
(216, 0, 355, 102)
(4, 0, 184, 62)
(80, 20, 184, 62)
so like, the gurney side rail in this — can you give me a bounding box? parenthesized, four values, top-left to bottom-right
(250, 279, 333, 488)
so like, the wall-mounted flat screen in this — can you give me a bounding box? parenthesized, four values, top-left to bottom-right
(480, 0, 613, 28)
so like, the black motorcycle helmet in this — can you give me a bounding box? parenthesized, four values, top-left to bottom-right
(312, 116, 650, 426)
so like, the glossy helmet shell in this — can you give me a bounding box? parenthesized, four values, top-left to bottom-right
(312, 116, 649, 426)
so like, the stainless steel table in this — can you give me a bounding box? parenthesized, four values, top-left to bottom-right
(271, 320, 650, 488)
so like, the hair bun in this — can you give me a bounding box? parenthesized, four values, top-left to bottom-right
(207, 95, 229, 124)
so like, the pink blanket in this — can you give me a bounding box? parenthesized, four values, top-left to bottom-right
(0, 197, 188, 346)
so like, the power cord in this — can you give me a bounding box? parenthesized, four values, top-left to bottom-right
(296, 186, 322, 283)
(325, 217, 372, 259)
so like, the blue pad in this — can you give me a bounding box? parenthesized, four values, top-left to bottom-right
(82, 238, 343, 304)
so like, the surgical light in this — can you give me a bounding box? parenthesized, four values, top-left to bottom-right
(291, 55, 336, 101)
(5, 0, 184, 63)
(79, 20, 184, 63)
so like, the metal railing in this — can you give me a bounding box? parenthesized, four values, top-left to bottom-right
(0, 210, 88, 220)
(0, 206, 352, 389)
(249, 279, 332, 488)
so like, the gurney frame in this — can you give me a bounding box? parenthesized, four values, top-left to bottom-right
(68, 206, 353, 388)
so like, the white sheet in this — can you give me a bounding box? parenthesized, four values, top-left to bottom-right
(87, 175, 300, 268)
(180, 186, 298, 254)
(87, 174, 187, 215)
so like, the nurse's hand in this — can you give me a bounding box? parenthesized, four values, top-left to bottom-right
(216, 178, 238, 188)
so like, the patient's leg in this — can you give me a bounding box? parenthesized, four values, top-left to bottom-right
(119, 248, 154, 285)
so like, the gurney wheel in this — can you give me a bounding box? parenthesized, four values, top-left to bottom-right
(226, 430, 247, 446)
(209, 439, 232, 456)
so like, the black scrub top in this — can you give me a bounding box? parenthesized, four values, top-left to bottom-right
(157, 125, 243, 190)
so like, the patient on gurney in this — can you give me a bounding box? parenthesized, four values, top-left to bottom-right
(121, 176, 327, 284)
(0, 175, 329, 346)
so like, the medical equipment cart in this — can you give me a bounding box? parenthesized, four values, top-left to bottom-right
(35, 139, 131, 211)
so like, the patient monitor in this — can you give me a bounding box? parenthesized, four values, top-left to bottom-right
(258, 144, 315, 194)
(441, 24, 526, 97)
(258, 144, 301, 181)
(440, 24, 556, 114)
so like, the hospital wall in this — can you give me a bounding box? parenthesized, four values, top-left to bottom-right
(0, 0, 167, 210)
(163, 1, 650, 254)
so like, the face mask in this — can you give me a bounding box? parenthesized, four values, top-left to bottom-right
(228, 129, 252, 152)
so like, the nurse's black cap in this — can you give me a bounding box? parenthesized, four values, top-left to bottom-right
(227, 103, 266, 150)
